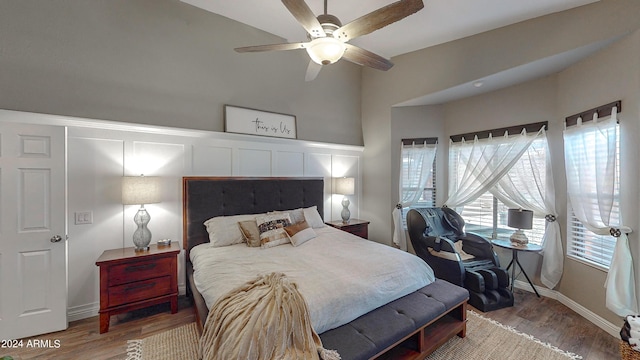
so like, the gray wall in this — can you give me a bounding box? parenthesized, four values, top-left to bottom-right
(361, 1, 640, 325)
(373, 27, 640, 328)
(0, 0, 363, 145)
(362, 0, 640, 246)
(438, 31, 640, 326)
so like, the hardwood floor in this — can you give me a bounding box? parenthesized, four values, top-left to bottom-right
(3, 290, 621, 360)
(3, 297, 195, 360)
(471, 289, 620, 360)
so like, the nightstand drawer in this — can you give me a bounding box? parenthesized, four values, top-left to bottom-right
(325, 219, 370, 239)
(108, 257, 173, 286)
(348, 225, 368, 239)
(108, 276, 172, 307)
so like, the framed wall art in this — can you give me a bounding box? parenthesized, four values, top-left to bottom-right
(224, 105, 297, 139)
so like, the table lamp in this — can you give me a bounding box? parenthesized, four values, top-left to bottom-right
(333, 177, 355, 223)
(122, 175, 161, 251)
(507, 208, 533, 246)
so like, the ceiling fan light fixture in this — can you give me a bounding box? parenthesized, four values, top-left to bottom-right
(306, 37, 346, 65)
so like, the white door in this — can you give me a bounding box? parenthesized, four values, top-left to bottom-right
(0, 123, 67, 339)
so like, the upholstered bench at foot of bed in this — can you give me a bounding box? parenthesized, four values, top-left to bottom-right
(319, 279, 469, 360)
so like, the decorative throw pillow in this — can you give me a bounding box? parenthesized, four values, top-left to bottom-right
(268, 208, 305, 224)
(284, 221, 317, 246)
(204, 214, 260, 247)
(255, 213, 292, 249)
(238, 220, 261, 247)
(303, 206, 325, 229)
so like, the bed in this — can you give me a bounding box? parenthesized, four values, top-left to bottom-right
(183, 176, 469, 360)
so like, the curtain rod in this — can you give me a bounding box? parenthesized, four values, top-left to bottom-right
(449, 121, 547, 143)
(565, 100, 621, 127)
(401, 137, 438, 146)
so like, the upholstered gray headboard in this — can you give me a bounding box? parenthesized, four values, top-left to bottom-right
(182, 177, 324, 258)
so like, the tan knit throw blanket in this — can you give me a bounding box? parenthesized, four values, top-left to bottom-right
(199, 272, 341, 360)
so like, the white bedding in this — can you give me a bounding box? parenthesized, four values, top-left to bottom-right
(191, 225, 435, 334)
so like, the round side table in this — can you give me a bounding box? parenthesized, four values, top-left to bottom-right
(491, 239, 542, 297)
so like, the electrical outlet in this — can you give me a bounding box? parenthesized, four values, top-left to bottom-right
(75, 211, 93, 225)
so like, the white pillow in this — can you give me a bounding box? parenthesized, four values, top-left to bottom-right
(204, 214, 260, 247)
(303, 206, 325, 229)
(256, 213, 292, 249)
(268, 208, 305, 224)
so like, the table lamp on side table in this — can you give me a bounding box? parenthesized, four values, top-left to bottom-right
(333, 177, 355, 223)
(507, 208, 533, 246)
(122, 175, 161, 251)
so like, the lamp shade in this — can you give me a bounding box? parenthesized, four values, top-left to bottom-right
(122, 175, 161, 205)
(333, 177, 355, 196)
(507, 208, 533, 230)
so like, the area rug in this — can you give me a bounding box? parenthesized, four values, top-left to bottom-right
(126, 311, 582, 360)
(126, 322, 199, 360)
(426, 311, 582, 360)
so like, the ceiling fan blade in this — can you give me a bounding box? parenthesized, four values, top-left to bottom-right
(235, 42, 307, 53)
(281, 0, 326, 38)
(334, 0, 424, 42)
(305, 60, 322, 81)
(342, 44, 394, 71)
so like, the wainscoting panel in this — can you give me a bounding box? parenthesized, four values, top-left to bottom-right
(0, 110, 364, 323)
(275, 150, 304, 177)
(67, 137, 125, 311)
(238, 148, 272, 176)
(305, 152, 332, 177)
(131, 141, 186, 177)
(192, 145, 233, 175)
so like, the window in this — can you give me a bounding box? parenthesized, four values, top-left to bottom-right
(400, 141, 437, 227)
(451, 137, 548, 245)
(566, 124, 620, 270)
(461, 194, 546, 245)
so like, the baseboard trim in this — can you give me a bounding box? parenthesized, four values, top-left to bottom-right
(67, 302, 99, 322)
(513, 280, 620, 338)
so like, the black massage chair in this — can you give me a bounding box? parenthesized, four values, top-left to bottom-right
(407, 207, 514, 312)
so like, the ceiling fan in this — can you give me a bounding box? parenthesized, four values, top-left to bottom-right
(234, 0, 425, 81)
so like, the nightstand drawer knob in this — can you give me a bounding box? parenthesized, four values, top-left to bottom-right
(125, 263, 157, 272)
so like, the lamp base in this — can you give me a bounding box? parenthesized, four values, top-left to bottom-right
(510, 229, 528, 246)
(341, 197, 351, 223)
(132, 206, 152, 251)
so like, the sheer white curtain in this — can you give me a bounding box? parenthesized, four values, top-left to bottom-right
(393, 142, 437, 250)
(564, 110, 638, 316)
(490, 129, 563, 288)
(445, 129, 540, 208)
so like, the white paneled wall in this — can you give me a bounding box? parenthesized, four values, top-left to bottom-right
(0, 110, 363, 321)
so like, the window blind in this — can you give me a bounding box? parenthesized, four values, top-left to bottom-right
(566, 125, 620, 269)
(400, 148, 436, 227)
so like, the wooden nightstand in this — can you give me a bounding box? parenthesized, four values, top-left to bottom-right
(326, 219, 370, 239)
(95, 243, 180, 333)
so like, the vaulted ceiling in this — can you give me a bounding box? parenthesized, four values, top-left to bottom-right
(182, 0, 607, 104)
(181, 0, 598, 58)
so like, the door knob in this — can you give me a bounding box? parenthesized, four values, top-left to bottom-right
(50, 235, 63, 243)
